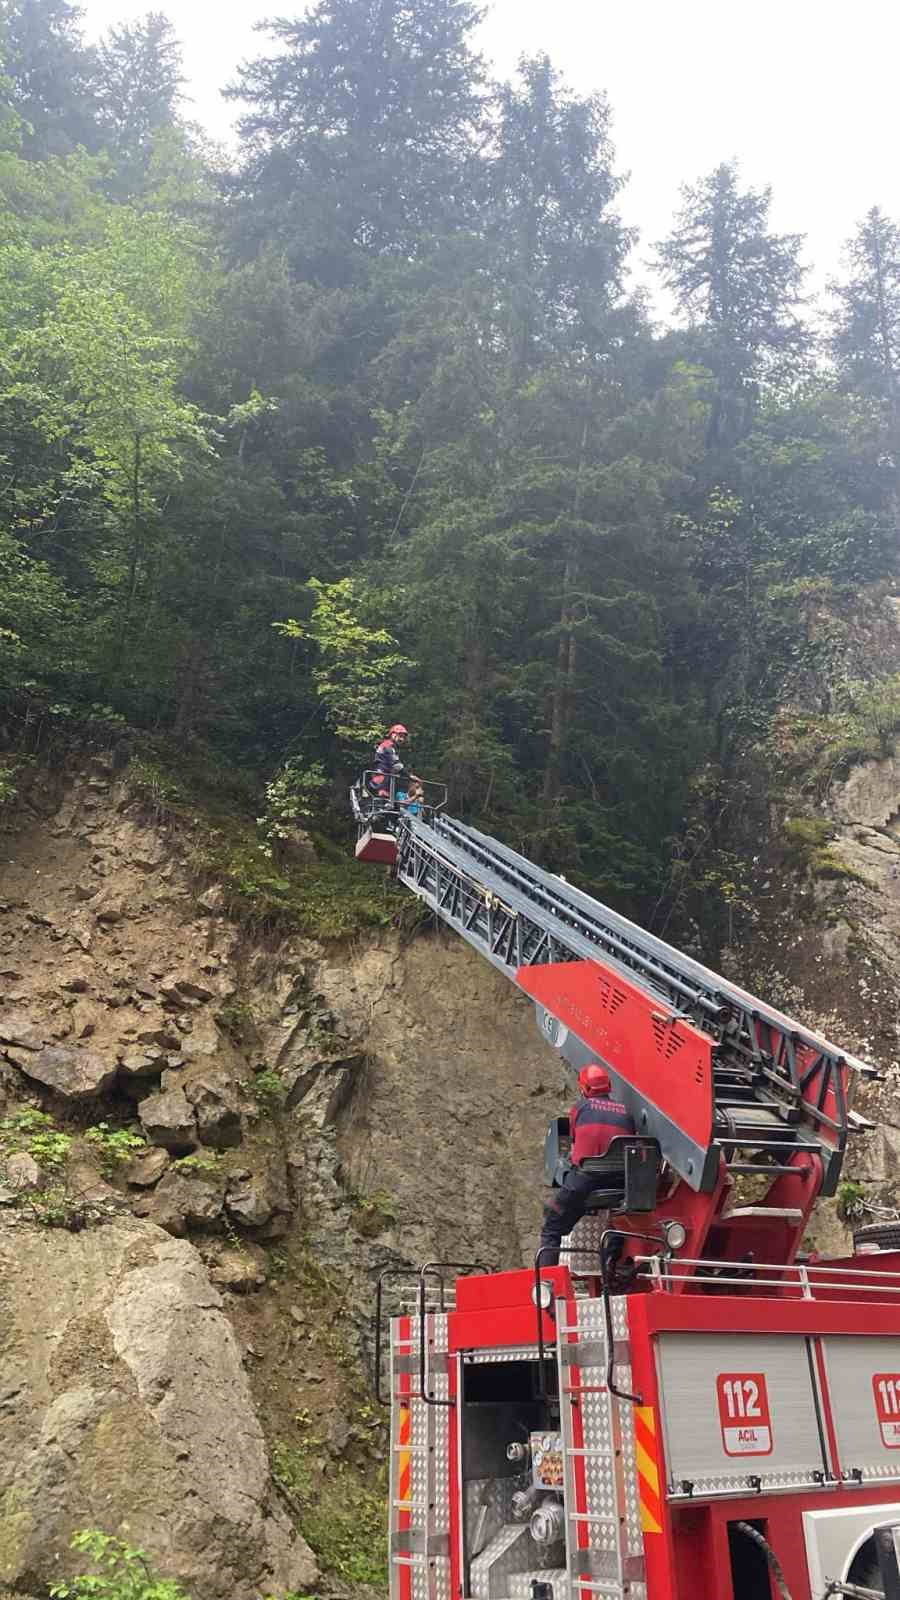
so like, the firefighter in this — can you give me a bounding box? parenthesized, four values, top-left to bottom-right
(367, 724, 417, 805)
(539, 1063, 635, 1267)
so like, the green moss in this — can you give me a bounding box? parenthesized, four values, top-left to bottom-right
(783, 815, 833, 857)
(351, 1188, 397, 1239)
(273, 1446, 386, 1588)
(809, 848, 869, 884)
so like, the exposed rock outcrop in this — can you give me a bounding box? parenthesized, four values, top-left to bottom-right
(0, 1215, 316, 1600)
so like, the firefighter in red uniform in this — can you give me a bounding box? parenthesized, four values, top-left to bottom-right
(367, 723, 417, 804)
(539, 1063, 635, 1266)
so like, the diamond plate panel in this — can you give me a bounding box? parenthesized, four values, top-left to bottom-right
(566, 1214, 606, 1277)
(465, 1477, 520, 1557)
(390, 1313, 452, 1600)
(470, 1523, 533, 1600)
(557, 1293, 627, 1599)
(509, 1568, 570, 1600)
(464, 1346, 542, 1363)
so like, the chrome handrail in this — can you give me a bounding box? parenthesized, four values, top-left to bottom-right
(636, 1253, 900, 1296)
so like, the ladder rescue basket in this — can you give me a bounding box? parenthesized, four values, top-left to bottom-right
(355, 827, 398, 866)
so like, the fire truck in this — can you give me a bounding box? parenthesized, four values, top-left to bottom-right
(353, 782, 900, 1599)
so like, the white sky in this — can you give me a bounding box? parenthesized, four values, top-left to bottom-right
(81, 0, 900, 302)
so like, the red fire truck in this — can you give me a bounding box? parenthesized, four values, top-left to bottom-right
(354, 790, 900, 1599)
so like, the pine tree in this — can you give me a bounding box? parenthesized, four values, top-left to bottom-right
(0, 0, 97, 158)
(831, 207, 900, 426)
(657, 161, 807, 448)
(228, 0, 487, 274)
(94, 11, 184, 201)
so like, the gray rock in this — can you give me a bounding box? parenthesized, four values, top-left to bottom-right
(207, 1244, 268, 1294)
(126, 1147, 171, 1187)
(142, 1167, 226, 1231)
(177, 978, 216, 1003)
(137, 1023, 182, 1051)
(185, 1071, 242, 1151)
(117, 1049, 161, 1080)
(0, 1011, 44, 1050)
(0, 1218, 316, 1599)
(4, 1151, 42, 1190)
(73, 879, 98, 901)
(197, 884, 226, 915)
(138, 1087, 198, 1153)
(17, 1044, 116, 1100)
(225, 1176, 272, 1230)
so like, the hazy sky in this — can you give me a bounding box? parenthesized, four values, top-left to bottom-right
(80, 0, 899, 300)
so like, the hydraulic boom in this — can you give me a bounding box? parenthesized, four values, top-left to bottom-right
(353, 786, 875, 1267)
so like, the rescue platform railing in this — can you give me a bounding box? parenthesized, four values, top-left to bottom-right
(636, 1254, 900, 1298)
(352, 772, 448, 822)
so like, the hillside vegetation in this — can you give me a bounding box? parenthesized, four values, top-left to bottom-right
(1, 0, 899, 932)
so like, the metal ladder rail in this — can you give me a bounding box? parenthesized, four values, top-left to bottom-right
(429, 815, 872, 1082)
(394, 812, 866, 1187)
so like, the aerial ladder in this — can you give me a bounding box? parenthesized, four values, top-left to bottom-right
(353, 781, 900, 1600)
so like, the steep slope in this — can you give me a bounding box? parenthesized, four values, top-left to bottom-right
(0, 755, 566, 1596)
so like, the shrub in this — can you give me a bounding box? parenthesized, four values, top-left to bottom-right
(85, 1123, 146, 1173)
(0, 1107, 72, 1171)
(50, 1530, 191, 1600)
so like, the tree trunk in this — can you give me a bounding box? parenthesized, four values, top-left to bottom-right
(542, 417, 589, 820)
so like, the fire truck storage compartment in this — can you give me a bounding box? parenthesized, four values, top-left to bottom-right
(819, 1336, 900, 1482)
(460, 1353, 565, 1599)
(656, 1332, 827, 1496)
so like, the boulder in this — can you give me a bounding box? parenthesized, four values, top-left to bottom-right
(161, 974, 216, 1005)
(0, 1217, 316, 1599)
(185, 1070, 242, 1151)
(59, 973, 90, 993)
(206, 1243, 269, 1294)
(126, 1147, 171, 1187)
(0, 1011, 44, 1050)
(137, 1021, 182, 1051)
(225, 1173, 273, 1230)
(4, 1152, 42, 1190)
(118, 1048, 163, 1081)
(138, 1087, 198, 1154)
(151, 1166, 226, 1229)
(16, 1044, 116, 1100)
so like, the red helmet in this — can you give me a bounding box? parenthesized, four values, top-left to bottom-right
(579, 1063, 611, 1096)
(389, 723, 408, 739)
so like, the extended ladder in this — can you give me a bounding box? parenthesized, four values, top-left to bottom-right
(392, 812, 873, 1197)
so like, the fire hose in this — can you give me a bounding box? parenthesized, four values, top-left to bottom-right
(733, 1522, 793, 1600)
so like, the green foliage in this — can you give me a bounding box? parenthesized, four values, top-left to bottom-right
(252, 1070, 286, 1110)
(174, 1152, 222, 1178)
(273, 1445, 387, 1588)
(257, 759, 327, 854)
(50, 1529, 191, 1600)
(351, 1187, 397, 1239)
(1, 0, 898, 942)
(0, 757, 20, 805)
(85, 1123, 146, 1172)
(274, 578, 413, 751)
(216, 996, 257, 1044)
(0, 1107, 72, 1171)
(782, 816, 868, 886)
(837, 1179, 867, 1223)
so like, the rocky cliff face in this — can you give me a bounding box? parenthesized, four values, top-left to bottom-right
(6, 649, 900, 1593)
(0, 760, 566, 1596)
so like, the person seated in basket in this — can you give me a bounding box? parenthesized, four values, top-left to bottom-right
(538, 1063, 635, 1267)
